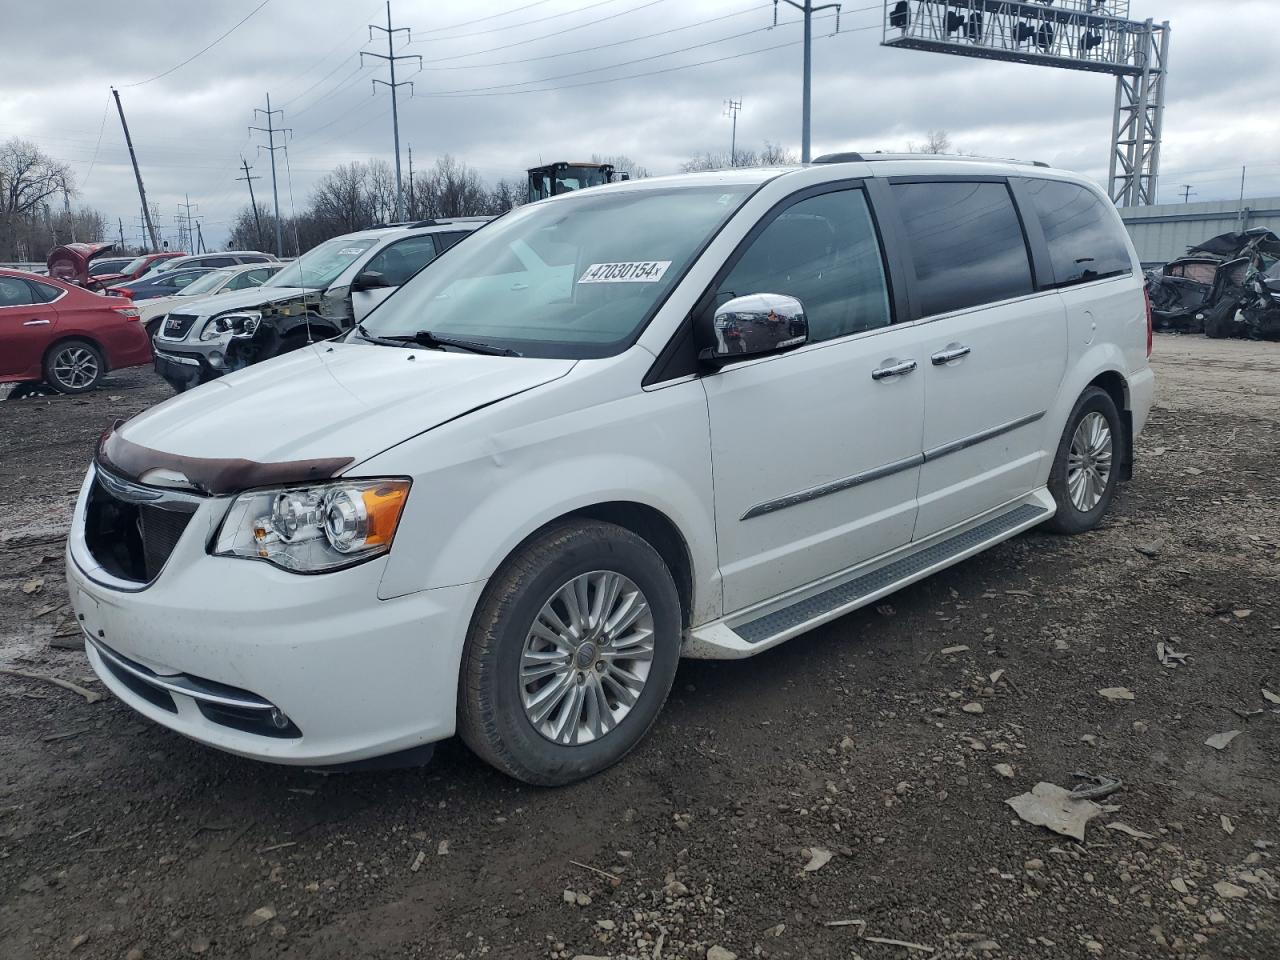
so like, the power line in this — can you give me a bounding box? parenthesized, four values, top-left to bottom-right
(417, 13, 869, 98)
(417, 3, 774, 71)
(415, 0, 556, 35)
(123, 0, 273, 87)
(410, 0, 650, 43)
(81, 93, 112, 187)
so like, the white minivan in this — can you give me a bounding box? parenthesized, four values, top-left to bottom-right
(68, 155, 1154, 785)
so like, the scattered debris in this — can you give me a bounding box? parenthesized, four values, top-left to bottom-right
(706, 947, 737, 960)
(0, 668, 103, 704)
(1220, 815, 1235, 836)
(1262, 689, 1280, 706)
(823, 919, 865, 928)
(1133, 542, 1162, 558)
(437, 839, 449, 855)
(1106, 822, 1154, 840)
(939, 645, 970, 655)
(803, 847, 833, 872)
(1098, 687, 1135, 701)
(861, 936, 935, 953)
(1205, 730, 1242, 751)
(1213, 881, 1248, 899)
(1233, 609, 1252, 619)
(20, 577, 44, 595)
(1006, 782, 1103, 842)
(962, 702, 984, 714)
(1156, 642, 1188, 667)
(410, 851, 425, 872)
(989, 669, 1005, 684)
(1070, 772, 1124, 801)
(244, 905, 277, 928)
(993, 763, 1015, 779)
(256, 841, 296, 854)
(570, 859, 621, 883)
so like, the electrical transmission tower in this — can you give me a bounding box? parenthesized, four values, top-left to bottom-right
(176, 195, 198, 253)
(363, 1, 422, 222)
(724, 98, 743, 166)
(250, 94, 291, 256)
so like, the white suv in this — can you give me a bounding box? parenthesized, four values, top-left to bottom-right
(68, 155, 1153, 784)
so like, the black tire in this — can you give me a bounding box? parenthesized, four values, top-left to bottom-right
(42, 339, 104, 394)
(1202, 300, 1235, 339)
(1044, 387, 1124, 535)
(458, 520, 682, 786)
(145, 318, 162, 341)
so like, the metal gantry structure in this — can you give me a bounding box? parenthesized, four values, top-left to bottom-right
(363, 2, 421, 223)
(881, 0, 1170, 206)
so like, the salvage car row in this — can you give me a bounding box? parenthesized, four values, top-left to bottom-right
(2, 221, 484, 396)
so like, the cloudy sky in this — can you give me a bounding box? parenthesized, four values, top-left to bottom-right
(3, 0, 1277, 250)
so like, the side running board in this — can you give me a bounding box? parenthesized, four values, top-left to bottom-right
(685, 499, 1052, 659)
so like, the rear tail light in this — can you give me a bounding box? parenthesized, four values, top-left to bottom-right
(1143, 284, 1153, 357)
(111, 305, 141, 322)
(113, 288, 133, 298)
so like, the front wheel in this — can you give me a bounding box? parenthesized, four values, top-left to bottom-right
(1044, 387, 1123, 534)
(458, 520, 682, 786)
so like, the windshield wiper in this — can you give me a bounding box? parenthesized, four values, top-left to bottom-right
(354, 323, 519, 357)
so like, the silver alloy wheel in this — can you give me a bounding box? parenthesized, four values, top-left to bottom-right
(519, 570, 655, 746)
(51, 346, 99, 390)
(1067, 411, 1114, 512)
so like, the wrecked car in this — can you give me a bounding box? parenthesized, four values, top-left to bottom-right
(150, 219, 484, 391)
(1147, 228, 1280, 336)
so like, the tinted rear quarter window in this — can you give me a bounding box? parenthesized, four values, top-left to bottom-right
(1023, 178, 1132, 287)
(892, 180, 1033, 317)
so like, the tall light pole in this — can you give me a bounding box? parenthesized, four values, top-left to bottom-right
(363, 2, 421, 222)
(776, 0, 842, 162)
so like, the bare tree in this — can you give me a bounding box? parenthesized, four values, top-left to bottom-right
(907, 130, 954, 154)
(681, 140, 798, 173)
(590, 154, 651, 180)
(0, 138, 80, 259)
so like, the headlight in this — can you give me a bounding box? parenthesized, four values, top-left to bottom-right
(200, 310, 262, 341)
(213, 478, 410, 572)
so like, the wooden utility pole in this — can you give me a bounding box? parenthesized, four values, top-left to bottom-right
(236, 157, 265, 250)
(111, 87, 159, 250)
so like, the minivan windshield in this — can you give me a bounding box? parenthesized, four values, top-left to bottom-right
(266, 238, 377, 290)
(360, 184, 754, 358)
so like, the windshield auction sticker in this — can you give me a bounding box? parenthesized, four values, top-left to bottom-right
(577, 261, 672, 284)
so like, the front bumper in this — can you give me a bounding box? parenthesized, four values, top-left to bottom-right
(153, 348, 209, 390)
(67, 490, 485, 765)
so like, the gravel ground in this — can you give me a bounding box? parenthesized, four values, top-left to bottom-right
(1, 335, 1277, 960)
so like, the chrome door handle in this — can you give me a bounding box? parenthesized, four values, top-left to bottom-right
(871, 359, 918, 381)
(931, 345, 971, 365)
(23, 319, 51, 326)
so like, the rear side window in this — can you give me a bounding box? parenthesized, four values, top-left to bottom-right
(1023, 179, 1132, 287)
(715, 188, 892, 343)
(435, 231, 470, 252)
(202, 257, 236, 268)
(26, 279, 62, 303)
(892, 181, 1033, 317)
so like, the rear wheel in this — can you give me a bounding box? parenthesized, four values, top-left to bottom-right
(458, 520, 682, 786)
(43, 339, 104, 394)
(1044, 387, 1123, 534)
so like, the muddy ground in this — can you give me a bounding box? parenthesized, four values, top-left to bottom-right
(1, 335, 1277, 960)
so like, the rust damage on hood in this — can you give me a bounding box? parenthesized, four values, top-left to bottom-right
(97, 421, 354, 496)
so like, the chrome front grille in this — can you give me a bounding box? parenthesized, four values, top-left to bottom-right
(83, 468, 201, 584)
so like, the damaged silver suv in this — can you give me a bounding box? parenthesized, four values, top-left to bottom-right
(151, 218, 485, 390)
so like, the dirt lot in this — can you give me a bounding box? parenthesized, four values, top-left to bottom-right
(1, 335, 1277, 960)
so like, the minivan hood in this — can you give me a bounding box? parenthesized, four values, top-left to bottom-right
(118, 342, 576, 470)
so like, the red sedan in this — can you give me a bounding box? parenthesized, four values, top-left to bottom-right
(0, 269, 152, 394)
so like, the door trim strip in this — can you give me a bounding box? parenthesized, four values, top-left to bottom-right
(740, 453, 924, 520)
(922, 411, 1044, 463)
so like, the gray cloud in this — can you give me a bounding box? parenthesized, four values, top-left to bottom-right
(2, 0, 1276, 250)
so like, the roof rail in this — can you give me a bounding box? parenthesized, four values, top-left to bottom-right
(812, 152, 1050, 168)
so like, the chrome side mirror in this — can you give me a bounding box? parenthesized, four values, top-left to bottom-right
(701, 293, 808, 364)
